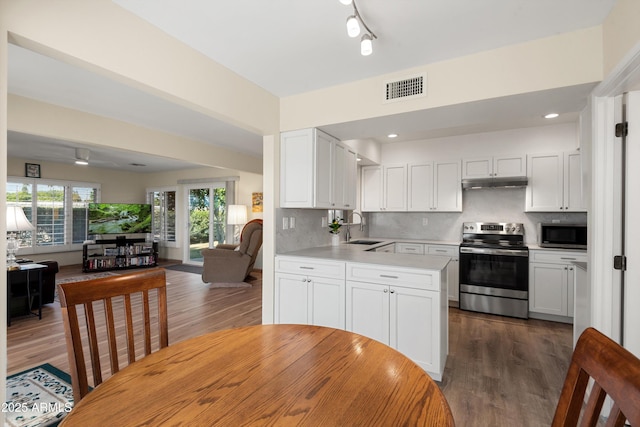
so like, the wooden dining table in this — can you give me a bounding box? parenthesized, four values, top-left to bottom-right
(60, 324, 455, 426)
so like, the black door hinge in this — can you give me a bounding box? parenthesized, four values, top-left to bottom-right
(614, 255, 627, 271)
(615, 122, 628, 138)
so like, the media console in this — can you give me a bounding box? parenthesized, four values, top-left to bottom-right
(82, 238, 158, 273)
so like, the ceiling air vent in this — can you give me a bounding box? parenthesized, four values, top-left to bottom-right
(383, 73, 426, 103)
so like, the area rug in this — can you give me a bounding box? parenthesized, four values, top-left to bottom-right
(55, 271, 119, 285)
(206, 281, 252, 288)
(5, 363, 74, 427)
(164, 264, 203, 275)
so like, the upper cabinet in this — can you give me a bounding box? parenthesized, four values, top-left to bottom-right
(525, 151, 585, 212)
(280, 128, 357, 209)
(408, 161, 462, 212)
(360, 164, 407, 211)
(462, 155, 526, 179)
(362, 160, 461, 212)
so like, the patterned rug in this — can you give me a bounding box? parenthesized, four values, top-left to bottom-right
(55, 271, 119, 285)
(5, 364, 74, 427)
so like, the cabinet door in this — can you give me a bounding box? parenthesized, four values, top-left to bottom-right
(447, 258, 459, 301)
(275, 273, 309, 324)
(343, 148, 358, 210)
(280, 129, 315, 208)
(408, 163, 434, 211)
(564, 151, 585, 211)
(383, 165, 407, 211)
(525, 153, 564, 212)
(346, 281, 389, 345)
(314, 131, 334, 209)
(529, 262, 568, 316)
(390, 286, 439, 373)
(310, 277, 345, 329)
(433, 160, 462, 212)
(493, 155, 526, 177)
(462, 157, 492, 179)
(361, 166, 382, 212)
(567, 266, 575, 318)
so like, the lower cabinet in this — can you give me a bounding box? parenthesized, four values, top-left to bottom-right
(529, 250, 587, 322)
(345, 262, 447, 380)
(275, 257, 346, 329)
(275, 273, 345, 329)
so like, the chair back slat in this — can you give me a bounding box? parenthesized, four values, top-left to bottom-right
(124, 293, 136, 364)
(552, 327, 640, 427)
(58, 268, 168, 403)
(104, 298, 119, 374)
(143, 290, 152, 355)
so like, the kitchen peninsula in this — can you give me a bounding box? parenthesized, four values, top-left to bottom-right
(275, 239, 451, 381)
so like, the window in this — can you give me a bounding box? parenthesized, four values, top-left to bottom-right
(7, 177, 100, 252)
(148, 187, 177, 246)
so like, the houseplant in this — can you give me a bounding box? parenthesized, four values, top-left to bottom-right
(329, 217, 342, 246)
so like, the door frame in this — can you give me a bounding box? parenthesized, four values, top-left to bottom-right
(182, 182, 227, 265)
(590, 42, 640, 348)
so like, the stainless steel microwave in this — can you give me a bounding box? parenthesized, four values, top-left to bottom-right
(538, 223, 587, 249)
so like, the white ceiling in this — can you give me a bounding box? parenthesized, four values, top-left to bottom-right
(7, 0, 617, 172)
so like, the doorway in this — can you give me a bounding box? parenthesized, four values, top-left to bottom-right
(184, 183, 226, 265)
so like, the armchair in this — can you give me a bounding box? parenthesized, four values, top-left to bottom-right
(201, 219, 263, 283)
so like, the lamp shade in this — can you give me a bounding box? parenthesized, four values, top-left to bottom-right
(6, 206, 35, 232)
(227, 205, 247, 225)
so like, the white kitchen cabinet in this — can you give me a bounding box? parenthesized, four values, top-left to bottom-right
(345, 262, 446, 380)
(462, 155, 526, 179)
(360, 164, 407, 211)
(426, 244, 459, 302)
(280, 128, 357, 209)
(396, 242, 425, 255)
(275, 257, 346, 329)
(408, 161, 462, 212)
(525, 151, 585, 212)
(529, 250, 587, 322)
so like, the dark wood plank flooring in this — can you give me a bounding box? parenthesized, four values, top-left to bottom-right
(7, 265, 572, 425)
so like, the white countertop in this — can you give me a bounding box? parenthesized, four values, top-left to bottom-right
(278, 239, 451, 271)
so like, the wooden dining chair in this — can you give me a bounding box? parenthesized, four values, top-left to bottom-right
(58, 268, 169, 403)
(552, 327, 640, 427)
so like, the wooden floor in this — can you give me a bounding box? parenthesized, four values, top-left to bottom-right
(7, 265, 572, 426)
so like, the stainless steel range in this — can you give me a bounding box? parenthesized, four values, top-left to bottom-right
(459, 222, 529, 319)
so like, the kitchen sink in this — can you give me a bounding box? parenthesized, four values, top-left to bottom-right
(347, 240, 382, 245)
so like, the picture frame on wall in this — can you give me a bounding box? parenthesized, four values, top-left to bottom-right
(25, 163, 41, 178)
(252, 192, 263, 212)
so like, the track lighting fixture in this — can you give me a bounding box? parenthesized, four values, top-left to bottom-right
(339, 0, 377, 56)
(346, 15, 360, 37)
(360, 34, 373, 56)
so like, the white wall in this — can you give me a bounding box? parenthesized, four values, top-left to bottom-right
(380, 122, 579, 164)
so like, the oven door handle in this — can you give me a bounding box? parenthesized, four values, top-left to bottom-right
(460, 247, 529, 257)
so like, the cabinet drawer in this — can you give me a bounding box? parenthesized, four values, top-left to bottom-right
(346, 262, 438, 291)
(426, 245, 458, 257)
(275, 256, 345, 279)
(395, 243, 425, 255)
(529, 250, 587, 264)
(373, 243, 395, 253)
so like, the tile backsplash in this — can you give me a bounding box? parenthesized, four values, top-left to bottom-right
(276, 187, 586, 252)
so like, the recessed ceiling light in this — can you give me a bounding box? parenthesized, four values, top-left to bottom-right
(75, 160, 89, 166)
(356, 157, 362, 162)
(544, 113, 559, 119)
(387, 133, 398, 138)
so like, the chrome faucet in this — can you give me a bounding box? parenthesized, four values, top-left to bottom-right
(345, 211, 364, 242)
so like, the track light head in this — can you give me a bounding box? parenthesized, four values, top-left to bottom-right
(346, 15, 360, 37)
(339, 0, 353, 5)
(360, 33, 373, 56)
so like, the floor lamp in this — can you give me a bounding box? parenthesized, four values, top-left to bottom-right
(6, 206, 35, 271)
(227, 205, 247, 244)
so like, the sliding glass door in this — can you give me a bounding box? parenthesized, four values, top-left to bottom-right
(184, 183, 226, 264)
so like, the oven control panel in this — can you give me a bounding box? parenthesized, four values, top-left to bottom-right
(463, 222, 524, 235)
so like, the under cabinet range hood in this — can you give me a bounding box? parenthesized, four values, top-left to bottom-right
(462, 176, 528, 190)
